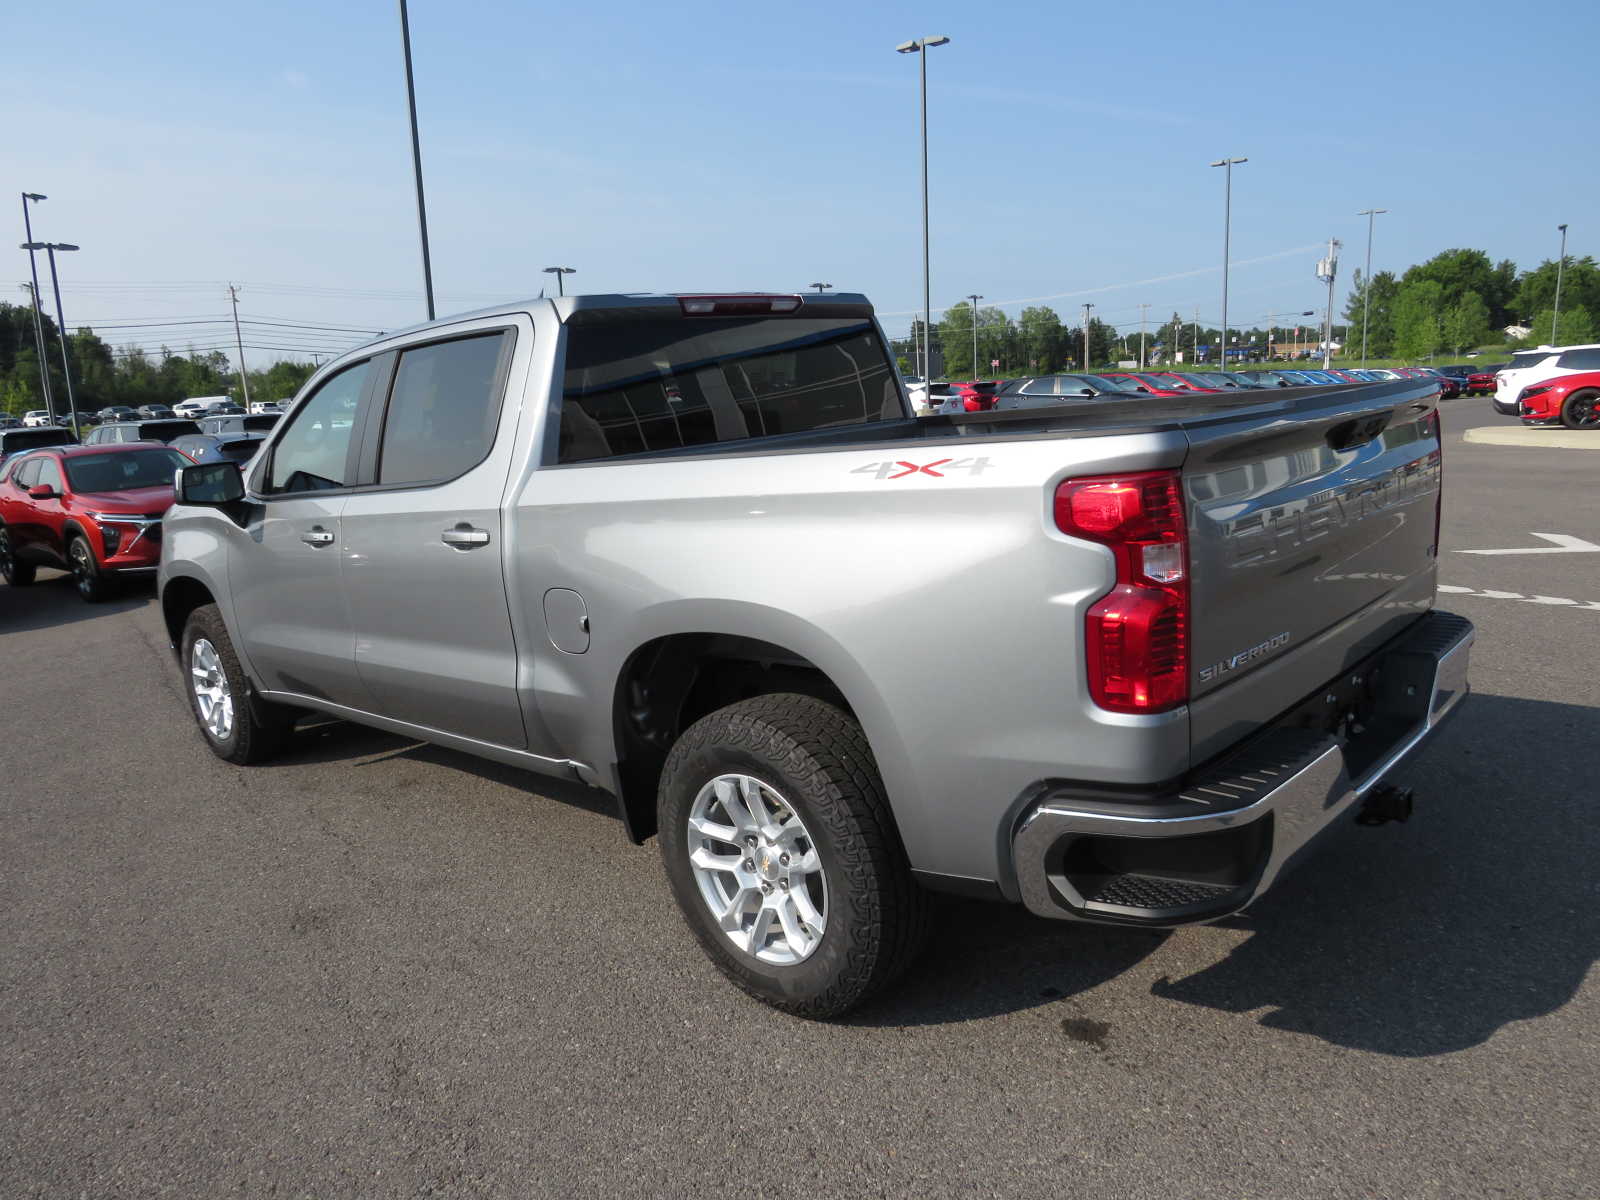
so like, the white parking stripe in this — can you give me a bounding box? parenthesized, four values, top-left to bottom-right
(1439, 583, 1600, 611)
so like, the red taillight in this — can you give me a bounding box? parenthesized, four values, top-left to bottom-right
(1055, 470, 1188, 713)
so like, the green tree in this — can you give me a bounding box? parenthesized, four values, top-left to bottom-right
(1391, 280, 1445, 360)
(1342, 269, 1400, 358)
(1441, 293, 1490, 355)
(1018, 305, 1065, 372)
(1513, 256, 1600, 330)
(1402, 249, 1504, 317)
(1521, 306, 1596, 347)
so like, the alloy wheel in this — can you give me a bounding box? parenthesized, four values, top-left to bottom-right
(190, 638, 235, 741)
(686, 774, 827, 965)
(69, 540, 95, 598)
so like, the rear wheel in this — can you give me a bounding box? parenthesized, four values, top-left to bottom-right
(1559, 389, 1600, 431)
(67, 534, 110, 602)
(0, 528, 36, 586)
(181, 603, 292, 764)
(657, 693, 929, 1018)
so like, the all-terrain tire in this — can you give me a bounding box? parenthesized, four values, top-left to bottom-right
(657, 693, 930, 1018)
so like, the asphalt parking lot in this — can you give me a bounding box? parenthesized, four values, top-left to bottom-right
(2, 402, 1596, 1199)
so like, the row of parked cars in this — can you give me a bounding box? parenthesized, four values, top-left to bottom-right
(912, 364, 1474, 412)
(0, 408, 283, 602)
(1489, 344, 1600, 430)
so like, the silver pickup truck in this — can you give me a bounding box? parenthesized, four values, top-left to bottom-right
(158, 292, 1473, 1017)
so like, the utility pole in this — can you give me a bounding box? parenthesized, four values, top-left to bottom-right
(228, 284, 252, 405)
(20, 193, 55, 420)
(1552, 223, 1569, 344)
(1193, 307, 1201, 364)
(1138, 302, 1150, 369)
(1081, 303, 1094, 372)
(967, 294, 982, 377)
(1316, 238, 1341, 370)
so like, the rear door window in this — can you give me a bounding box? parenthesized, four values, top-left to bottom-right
(1556, 348, 1600, 370)
(559, 315, 898, 463)
(376, 331, 511, 486)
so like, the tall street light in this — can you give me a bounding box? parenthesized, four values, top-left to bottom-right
(896, 34, 951, 386)
(1552, 223, 1569, 344)
(543, 266, 576, 297)
(1357, 208, 1388, 367)
(20, 240, 80, 429)
(1210, 157, 1247, 369)
(397, 0, 435, 320)
(19, 192, 55, 420)
(809, 282, 832, 294)
(965, 294, 983, 376)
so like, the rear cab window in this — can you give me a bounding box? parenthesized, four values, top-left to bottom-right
(557, 312, 899, 463)
(376, 331, 512, 485)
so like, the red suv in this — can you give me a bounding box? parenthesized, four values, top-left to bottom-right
(0, 443, 191, 601)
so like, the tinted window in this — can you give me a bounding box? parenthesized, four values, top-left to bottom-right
(1020, 378, 1058, 396)
(559, 316, 898, 463)
(37, 458, 64, 492)
(378, 332, 510, 485)
(1556, 348, 1600, 370)
(14, 457, 42, 487)
(65, 449, 187, 493)
(268, 361, 370, 493)
(1507, 352, 1552, 373)
(137, 420, 200, 443)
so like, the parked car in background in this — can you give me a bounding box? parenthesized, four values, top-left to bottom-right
(0, 425, 77, 470)
(0, 442, 189, 600)
(81, 419, 201, 446)
(992, 375, 1142, 404)
(1099, 372, 1200, 396)
(249, 400, 286, 415)
(1230, 370, 1292, 388)
(94, 406, 139, 425)
(1465, 367, 1501, 395)
(23, 410, 53, 428)
(0, 415, 21, 430)
(174, 396, 233, 419)
(204, 401, 247, 416)
(1513, 370, 1600, 429)
(1150, 371, 1229, 392)
(1494, 346, 1600, 416)
(197, 413, 280, 436)
(170, 431, 268, 466)
(136, 403, 176, 419)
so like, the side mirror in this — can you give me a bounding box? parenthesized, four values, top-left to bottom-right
(176, 460, 245, 505)
(27, 484, 58, 500)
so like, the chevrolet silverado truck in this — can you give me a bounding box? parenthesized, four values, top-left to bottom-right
(156, 292, 1473, 1017)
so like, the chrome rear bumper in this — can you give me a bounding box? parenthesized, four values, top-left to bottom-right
(1013, 611, 1474, 925)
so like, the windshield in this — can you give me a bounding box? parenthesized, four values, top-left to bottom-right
(559, 315, 899, 462)
(1078, 374, 1143, 392)
(64, 448, 188, 493)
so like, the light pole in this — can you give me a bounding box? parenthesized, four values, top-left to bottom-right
(965, 294, 983, 377)
(1138, 302, 1150, 369)
(896, 34, 951, 387)
(1081, 302, 1094, 372)
(809, 282, 832, 294)
(1357, 208, 1387, 367)
(1210, 157, 1246, 370)
(19, 193, 55, 420)
(1552, 223, 1569, 344)
(397, 0, 435, 320)
(543, 266, 576, 297)
(21, 240, 79, 429)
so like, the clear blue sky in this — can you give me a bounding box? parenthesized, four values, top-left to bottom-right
(1, 0, 1592, 362)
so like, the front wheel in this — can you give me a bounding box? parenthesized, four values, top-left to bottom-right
(1560, 389, 1600, 431)
(181, 603, 292, 764)
(67, 534, 110, 602)
(657, 693, 929, 1018)
(0, 528, 35, 586)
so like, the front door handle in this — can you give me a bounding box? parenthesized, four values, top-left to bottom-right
(301, 526, 335, 547)
(441, 525, 491, 549)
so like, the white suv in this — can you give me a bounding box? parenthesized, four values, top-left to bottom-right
(1494, 345, 1600, 415)
(22, 410, 52, 428)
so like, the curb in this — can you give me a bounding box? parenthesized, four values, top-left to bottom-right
(1462, 426, 1600, 451)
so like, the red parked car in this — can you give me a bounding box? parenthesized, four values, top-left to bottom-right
(1516, 371, 1600, 430)
(954, 379, 1002, 411)
(1465, 368, 1501, 396)
(0, 442, 191, 601)
(1100, 372, 1210, 397)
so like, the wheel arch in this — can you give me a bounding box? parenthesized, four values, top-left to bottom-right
(160, 572, 219, 652)
(603, 611, 910, 848)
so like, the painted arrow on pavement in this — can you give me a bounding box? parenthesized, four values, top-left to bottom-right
(1457, 532, 1600, 556)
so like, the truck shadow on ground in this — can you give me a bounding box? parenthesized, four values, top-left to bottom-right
(856, 694, 1595, 1050)
(0, 570, 150, 634)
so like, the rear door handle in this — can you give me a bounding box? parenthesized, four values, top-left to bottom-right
(441, 525, 491, 549)
(300, 526, 335, 547)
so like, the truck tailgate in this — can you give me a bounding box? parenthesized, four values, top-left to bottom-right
(1183, 381, 1442, 762)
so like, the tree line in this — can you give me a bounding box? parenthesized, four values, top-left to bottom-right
(0, 302, 317, 418)
(896, 247, 1598, 377)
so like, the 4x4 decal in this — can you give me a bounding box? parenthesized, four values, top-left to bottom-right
(850, 457, 992, 480)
